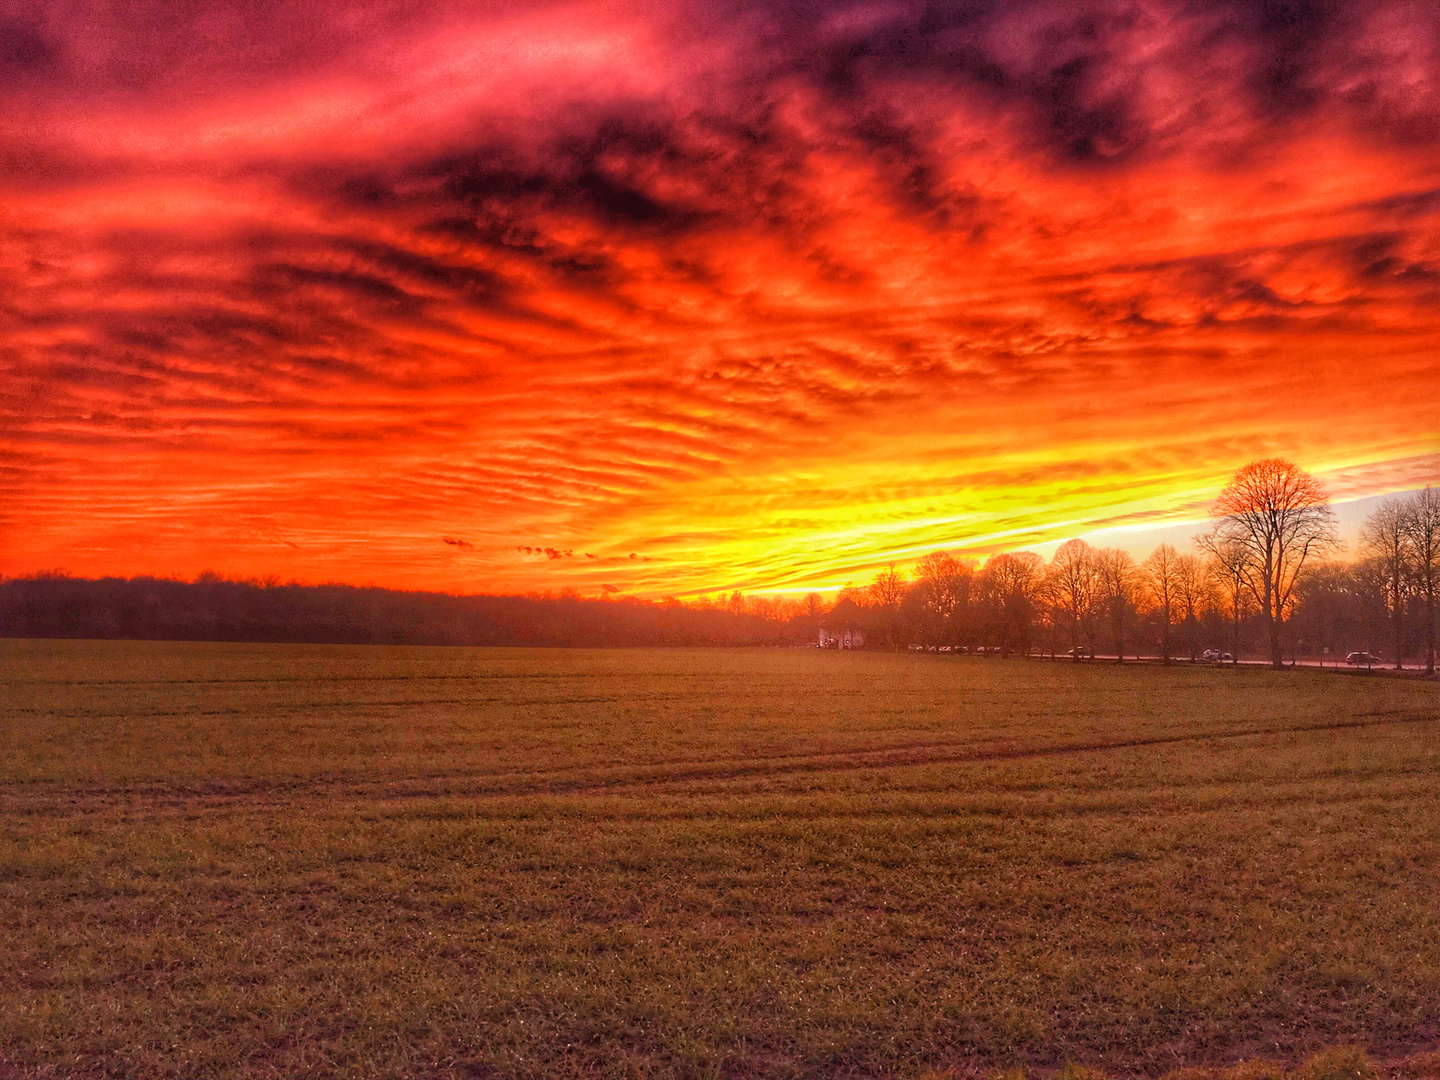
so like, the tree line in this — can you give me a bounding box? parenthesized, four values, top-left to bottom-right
(816, 462, 1438, 673)
(0, 576, 807, 648)
(3, 461, 1434, 669)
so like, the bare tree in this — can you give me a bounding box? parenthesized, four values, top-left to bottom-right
(1401, 487, 1439, 674)
(869, 563, 906, 649)
(978, 551, 1045, 655)
(914, 550, 972, 645)
(1142, 544, 1181, 664)
(1095, 548, 1140, 662)
(803, 591, 824, 642)
(1036, 603, 1062, 660)
(1201, 537, 1256, 665)
(1203, 459, 1340, 669)
(1046, 539, 1100, 658)
(1171, 553, 1211, 663)
(870, 563, 905, 610)
(1361, 498, 1413, 670)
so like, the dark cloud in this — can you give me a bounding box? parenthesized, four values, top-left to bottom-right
(721, 0, 1439, 161)
(1231, 0, 1347, 112)
(0, 19, 58, 78)
(516, 546, 574, 559)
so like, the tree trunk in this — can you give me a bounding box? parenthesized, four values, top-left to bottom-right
(1426, 582, 1436, 675)
(1161, 606, 1170, 664)
(1268, 586, 1283, 670)
(1394, 601, 1404, 671)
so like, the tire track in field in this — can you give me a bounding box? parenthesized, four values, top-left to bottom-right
(0, 685, 1069, 719)
(3, 708, 1433, 809)
(0, 671, 717, 688)
(0, 684, 975, 719)
(0, 692, 708, 720)
(369, 708, 1438, 799)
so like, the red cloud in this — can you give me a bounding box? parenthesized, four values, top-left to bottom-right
(1, 1, 1436, 592)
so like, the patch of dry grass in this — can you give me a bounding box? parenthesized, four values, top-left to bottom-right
(0, 640, 1435, 1078)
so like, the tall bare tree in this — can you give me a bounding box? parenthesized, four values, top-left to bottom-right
(1046, 539, 1100, 658)
(1361, 498, 1412, 670)
(1095, 548, 1140, 662)
(1171, 552, 1211, 663)
(1203, 459, 1340, 669)
(1142, 544, 1181, 664)
(1402, 486, 1439, 674)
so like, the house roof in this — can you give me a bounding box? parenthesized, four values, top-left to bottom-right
(823, 597, 867, 626)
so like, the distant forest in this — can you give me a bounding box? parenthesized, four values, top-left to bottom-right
(0, 576, 808, 648)
(0, 553, 1426, 663)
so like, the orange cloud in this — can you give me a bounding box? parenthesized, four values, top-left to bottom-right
(1, 0, 1436, 593)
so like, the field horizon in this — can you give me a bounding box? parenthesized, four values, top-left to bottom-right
(2, 640, 1436, 1079)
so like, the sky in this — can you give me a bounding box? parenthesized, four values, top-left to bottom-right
(2, 0, 1437, 596)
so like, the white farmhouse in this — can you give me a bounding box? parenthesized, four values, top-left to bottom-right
(818, 597, 867, 649)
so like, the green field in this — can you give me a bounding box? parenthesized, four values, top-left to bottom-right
(1, 640, 1436, 1079)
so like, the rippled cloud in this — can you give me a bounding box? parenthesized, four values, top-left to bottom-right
(1, 0, 1436, 591)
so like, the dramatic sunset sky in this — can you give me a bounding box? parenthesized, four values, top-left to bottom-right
(3, 0, 1437, 595)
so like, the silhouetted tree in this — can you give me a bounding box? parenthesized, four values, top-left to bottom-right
(1401, 487, 1439, 674)
(979, 552, 1045, 655)
(1047, 539, 1100, 657)
(1361, 497, 1412, 670)
(1291, 559, 1386, 662)
(1094, 548, 1139, 662)
(1203, 459, 1339, 669)
(900, 579, 930, 647)
(1201, 537, 1256, 665)
(869, 563, 906, 648)
(915, 550, 972, 646)
(1171, 553, 1211, 663)
(803, 592, 824, 642)
(1142, 544, 1181, 664)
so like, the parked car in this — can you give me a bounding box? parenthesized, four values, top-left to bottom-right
(1345, 651, 1382, 667)
(1201, 649, 1233, 662)
(1066, 646, 1095, 659)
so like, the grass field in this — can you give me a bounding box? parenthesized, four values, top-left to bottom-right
(0, 640, 1436, 1079)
